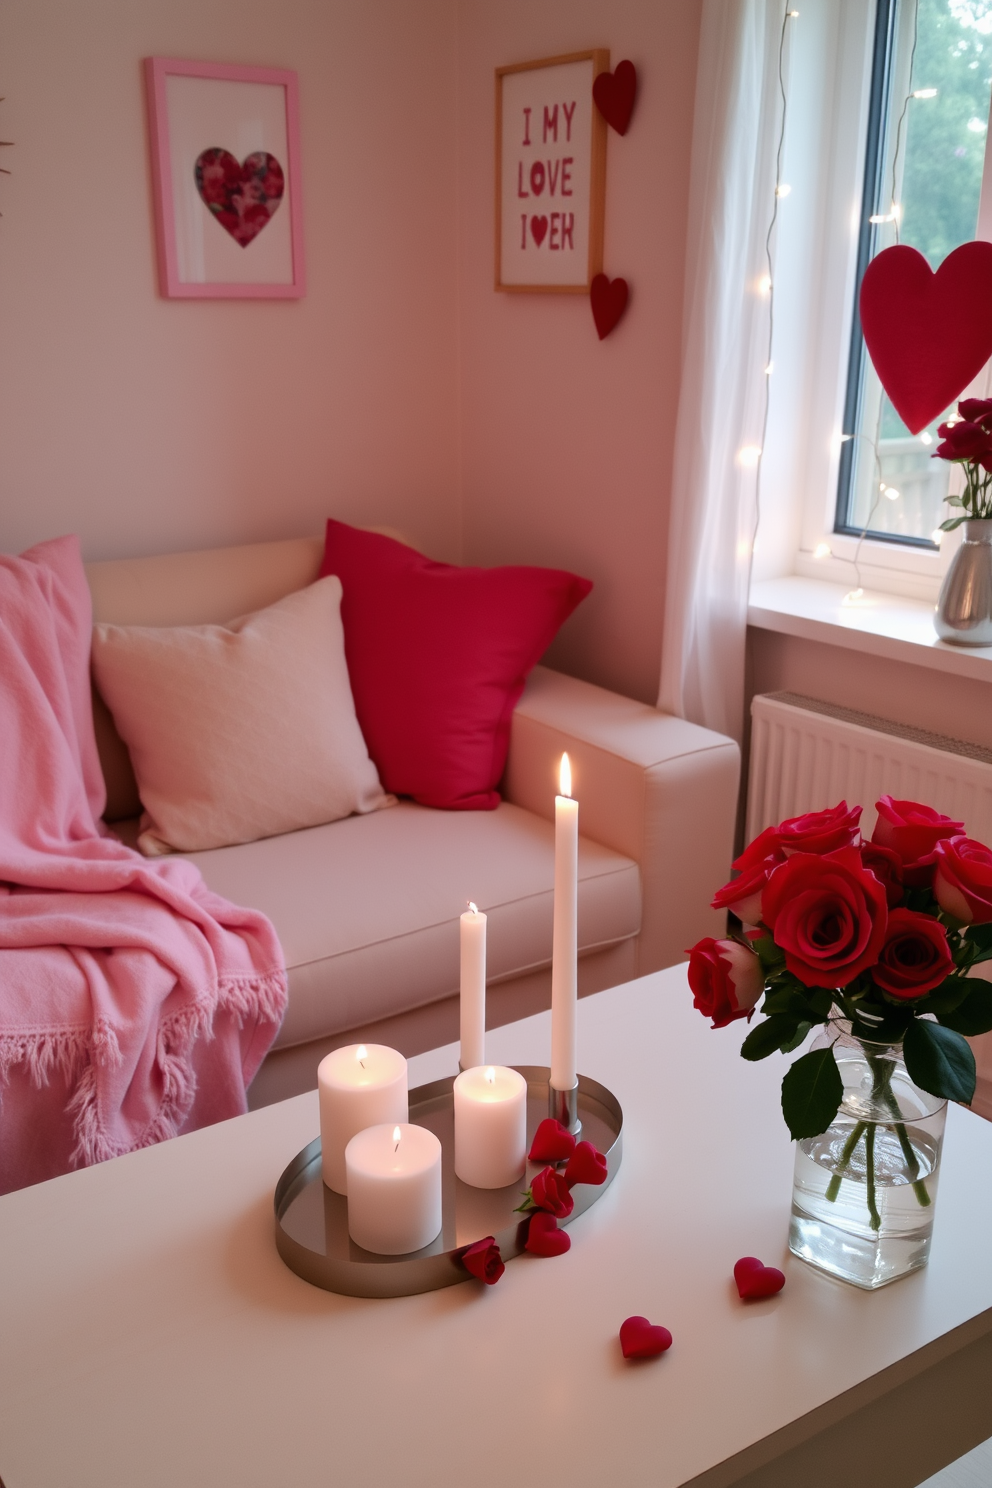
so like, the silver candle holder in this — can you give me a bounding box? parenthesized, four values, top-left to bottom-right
(548, 1082, 582, 1137)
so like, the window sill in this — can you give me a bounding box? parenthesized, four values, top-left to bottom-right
(748, 576, 992, 685)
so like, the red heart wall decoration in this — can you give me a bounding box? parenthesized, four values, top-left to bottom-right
(590, 273, 629, 339)
(194, 148, 285, 248)
(593, 61, 638, 136)
(859, 241, 992, 434)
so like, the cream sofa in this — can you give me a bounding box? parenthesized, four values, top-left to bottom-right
(85, 536, 741, 1106)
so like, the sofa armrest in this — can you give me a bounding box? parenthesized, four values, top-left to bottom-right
(504, 666, 741, 976)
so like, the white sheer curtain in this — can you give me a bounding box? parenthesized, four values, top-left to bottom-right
(658, 0, 788, 742)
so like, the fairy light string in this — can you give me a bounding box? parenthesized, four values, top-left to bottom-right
(746, 4, 797, 580)
(844, 0, 932, 598)
(748, 0, 936, 601)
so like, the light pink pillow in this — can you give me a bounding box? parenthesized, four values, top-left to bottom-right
(91, 575, 391, 855)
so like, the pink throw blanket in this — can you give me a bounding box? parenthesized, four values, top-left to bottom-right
(0, 536, 287, 1193)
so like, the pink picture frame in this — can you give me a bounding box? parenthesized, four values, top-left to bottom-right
(145, 57, 305, 299)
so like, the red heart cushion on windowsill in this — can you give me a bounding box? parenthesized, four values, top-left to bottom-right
(319, 521, 592, 810)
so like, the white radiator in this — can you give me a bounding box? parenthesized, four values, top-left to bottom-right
(747, 693, 992, 847)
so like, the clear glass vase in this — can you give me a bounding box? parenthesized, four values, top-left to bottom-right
(789, 1022, 946, 1289)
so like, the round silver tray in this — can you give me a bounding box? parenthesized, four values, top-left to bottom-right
(274, 1065, 622, 1298)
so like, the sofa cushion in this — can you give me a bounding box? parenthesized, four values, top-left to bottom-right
(319, 520, 592, 811)
(91, 576, 390, 856)
(185, 800, 640, 1050)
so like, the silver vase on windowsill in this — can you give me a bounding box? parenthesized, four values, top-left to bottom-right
(934, 518, 992, 646)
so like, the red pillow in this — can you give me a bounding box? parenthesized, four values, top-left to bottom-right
(319, 521, 592, 810)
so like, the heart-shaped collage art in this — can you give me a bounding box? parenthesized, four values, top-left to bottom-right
(194, 148, 285, 248)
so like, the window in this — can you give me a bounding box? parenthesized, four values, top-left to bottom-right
(752, 0, 992, 603)
(836, 0, 992, 549)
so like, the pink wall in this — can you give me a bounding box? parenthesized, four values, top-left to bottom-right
(0, 0, 703, 709)
(456, 0, 703, 704)
(0, 0, 461, 563)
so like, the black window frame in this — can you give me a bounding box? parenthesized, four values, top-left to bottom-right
(834, 0, 938, 550)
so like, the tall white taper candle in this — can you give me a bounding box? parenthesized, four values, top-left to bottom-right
(551, 752, 578, 1092)
(460, 903, 486, 1071)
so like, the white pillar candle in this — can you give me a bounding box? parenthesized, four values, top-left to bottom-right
(345, 1123, 443, 1255)
(453, 1064, 528, 1189)
(551, 752, 579, 1093)
(460, 902, 487, 1071)
(317, 1043, 408, 1195)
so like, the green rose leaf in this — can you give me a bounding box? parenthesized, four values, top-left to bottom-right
(780, 1020, 813, 1054)
(781, 1047, 843, 1140)
(750, 933, 784, 968)
(760, 987, 809, 1018)
(935, 978, 992, 1038)
(964, 923, 992, 957)
(741, 1014, 802, 1062)
(807, 989, 834, 1020)
(903, 1019, 976, 1104)
(921, 978, 971, 1016)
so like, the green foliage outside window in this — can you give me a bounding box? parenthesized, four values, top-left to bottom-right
(880, 0, 992, 437)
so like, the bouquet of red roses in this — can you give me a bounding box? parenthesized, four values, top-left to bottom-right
(934, 397, 992, 531)
(687, 797, 992, 1143)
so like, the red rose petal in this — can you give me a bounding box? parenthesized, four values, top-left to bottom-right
(525, 1212, 571, 1257)
(619, 1316, 673, 1359)
(528, 1118, 576, 1164)
(461, 1236, 504, 1284)
(734, 1256, 785, 1300)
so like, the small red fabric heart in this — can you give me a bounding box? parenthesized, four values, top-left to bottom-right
(734, 1256, 786, 1301)
(461, 1236, 504, 1284)
(194, 148, 285, 248)
(529, 1166, 574, 1217)
(859, 241, 992, 433)
(619, 1316, 673, 1359)
(563, 1140, 608, 1189)
(525, 1212, 571, 1257)
(590, 274, 629, 340)
(531, 214, 549, 247)
(593, 61, 638, 136)
(528, 1118, 576, 1164)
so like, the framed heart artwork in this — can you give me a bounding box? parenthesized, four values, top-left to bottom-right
(145, 57, 305, 299)
(495, 51, 609, 292)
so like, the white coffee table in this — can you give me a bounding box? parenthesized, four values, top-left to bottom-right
(2, 966, 991, 1488)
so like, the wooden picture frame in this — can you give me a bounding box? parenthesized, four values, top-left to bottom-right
(495, 50, 609, 294)
(145, 57, 305, 299)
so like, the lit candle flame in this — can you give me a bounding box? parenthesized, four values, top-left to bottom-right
(485, 1066, 495, 1084)
(559, 752, 572, 798)
(393, 1125, 401, 1151)
(356, 1043, 367, 1069)
(468, 901, 478, 914)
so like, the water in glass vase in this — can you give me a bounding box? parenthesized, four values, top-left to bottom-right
(788, 1028, 946, 1289)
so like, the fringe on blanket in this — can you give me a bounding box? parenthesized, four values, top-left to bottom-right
(1, 968, 287, 1171)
